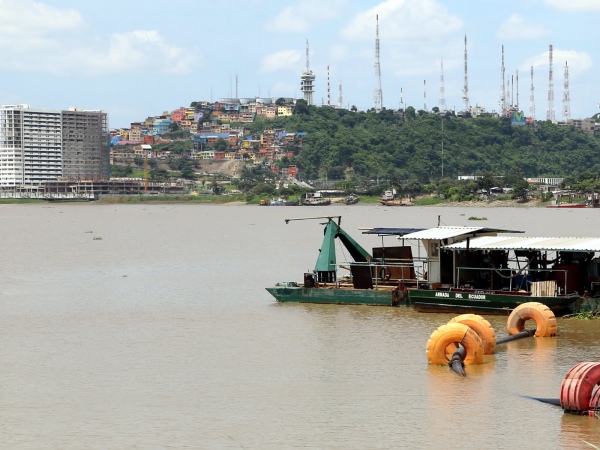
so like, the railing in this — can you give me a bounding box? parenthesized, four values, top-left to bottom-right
(455, 266, 569, 296)
(342, 258, 429, 288)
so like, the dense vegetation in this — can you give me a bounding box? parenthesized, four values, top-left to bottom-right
(246, 105, 600, 185)
(112, 103, 600, 203)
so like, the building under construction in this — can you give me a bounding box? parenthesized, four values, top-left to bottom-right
(0, 104, 110, 188)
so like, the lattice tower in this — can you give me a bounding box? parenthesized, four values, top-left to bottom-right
(547, 44, 555, 121)
(462, 34, 469, 111)
(515, 69, 519, 110)
(511, 75, 514, 110)
(530, 65, 535, 119)
(563, 61, 571, 122)
(338, 80, 343, 108)
(500, 45, 506, 114)
(424, 79, 427, 111)
(440, 60, 447, 112)
(374, 15, 383, 112)
(327, 65, 330, 106)
(399, 87, 404, 110)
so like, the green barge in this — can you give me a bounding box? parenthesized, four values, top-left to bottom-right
(266, 216, 600, 315)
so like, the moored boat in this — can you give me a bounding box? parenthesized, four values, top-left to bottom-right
(266, 216, 599, 315)
(269, 196, 298, 206)
(260, 196, 298, 206)
(546, 201, 587, 208)
(302, 192, 331, 206)
(345, 195, 359, 205)
(379, 189, 410, 206)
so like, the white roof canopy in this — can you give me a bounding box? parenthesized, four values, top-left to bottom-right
(443, 235, 600, 252)
(401, 226, 522, 240)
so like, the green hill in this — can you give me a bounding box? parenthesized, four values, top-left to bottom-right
(246, 106, 600, 184)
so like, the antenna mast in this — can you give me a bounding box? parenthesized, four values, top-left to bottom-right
(338, 80, 343, 108)
(516, 69, 519, 111)
(400, 87, 404, 110)
(423, 79, 427, 111)
(563, 61, 571, 122)
(547, 44, 555, 121)
(462, 34, 469, 111)
(530, 64, 535, 120)
(374, 15, 383, 112)
(500, 45, 506, 115)
(440, 60, 446, 112)
(511, 75, 514, 110)
(327, 65, 331, 106)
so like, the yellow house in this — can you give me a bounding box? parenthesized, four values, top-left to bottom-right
(277, 105, 293, 116)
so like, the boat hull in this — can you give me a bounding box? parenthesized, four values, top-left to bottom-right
(266, 286, 396, 306)
(546, 203, 587, 208)
(408, 289, 578, 315)
(266, 285, 578, 314)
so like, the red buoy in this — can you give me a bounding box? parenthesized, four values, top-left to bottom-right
(560, 362, 600, 413)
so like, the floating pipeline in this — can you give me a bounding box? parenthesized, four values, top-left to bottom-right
(495, 329, 536, 345)
(428, 303, 556, 377)
(448, 345, 466, 377)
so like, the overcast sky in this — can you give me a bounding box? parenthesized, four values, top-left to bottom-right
(0, 0, 598, 128)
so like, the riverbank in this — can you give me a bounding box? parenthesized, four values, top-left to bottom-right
(436, 199, 545, 208)
(0, 195, 548, 207)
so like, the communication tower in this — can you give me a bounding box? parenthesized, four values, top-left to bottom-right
(462, 34, 469, 112)
(300, 40, 315, 105)
(399, 87, 404, 111)
(423, 79, 427, 111)
(327, 65, 331, 106)
(530, 65, 535, 120)
(374, 15, 383, 112)
(563, 61, 571, 122)
(338, 80, 343, 108)
(547, 44, 555, 122)
(440, 60, 447, 112)
(500, 45, 506, 114)
(515, 69, 519, 111)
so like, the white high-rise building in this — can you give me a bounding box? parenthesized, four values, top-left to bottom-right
(0, 104, 109, 187)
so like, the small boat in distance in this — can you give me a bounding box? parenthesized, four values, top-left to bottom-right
(379, 189, 410, 206)
(345, 195, 359, 205)
(546, 201, 587, 208)
(302, 192, 331, 206)
(260, 197, 298, 206)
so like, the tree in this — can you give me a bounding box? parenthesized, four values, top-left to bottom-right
(168, 121, 180, 132)
(293, 99, 310, 115)
(110, 165, 133, 177)
(350, 105, 357, 112)
(511, 179, 530, 201)
(276, 97, 286, 106)
(149, 168, 169, 181)
(180, 164, 196, 179)
(214, 138, 230, 151)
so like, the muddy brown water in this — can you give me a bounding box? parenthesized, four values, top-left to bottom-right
(1, 203, 599, 449)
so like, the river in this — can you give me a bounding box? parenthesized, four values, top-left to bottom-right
(1, 203, 599, 449)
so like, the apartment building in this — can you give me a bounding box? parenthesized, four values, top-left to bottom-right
(62, 108, 109, 180)
(0, 104, 109, 187)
